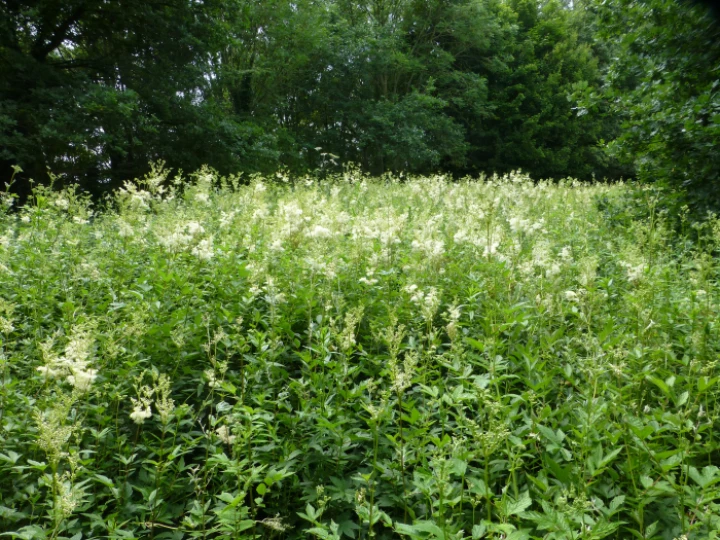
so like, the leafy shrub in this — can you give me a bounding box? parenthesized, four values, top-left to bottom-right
(1, 167, 720, 539)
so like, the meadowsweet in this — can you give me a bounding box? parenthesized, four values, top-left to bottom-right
(204, 368, 220, 388)
(263, 277, 287, 306)
(35, 326, 98, 392)
(269, 238, 285, 252)
(117, 181, 154, 209)
(54, 197, 69, 210)
(76, 261, 102, 281)
(129, 376, 155, 424)
(0, 193, 13, 210)
(215, 425, 236, 445)
(390, 351, 417, 394)
(67, 368, 98, 391)
(35, 412, 74, 464)
(619, 260, 646, 282)
(338, 306, 364, 352)
(482, 238, 501, 258)
(154, 373, 175, 424)
(411, 236, 445, 259)
(453, 228, 469, 244)
(445, 305, 461, 341)
(182, 221, 205, 236)
(0, 316, 13, 334)
(261, 515, 288, 532)
(420, 287, 441, 323)
(306, 225, 333, 238)
(219, 210, 236, 228)
(194, 192, 210, 205)
(304, 256, 326, 274)
(564, 290, 579, 302)
(158, 230, 192, 251)
(358, 275, 378, 286)
(130, 400, 152, 424)
(6, 170, 717, 537)
(191, 237, 214, 260)
(558, 245, 573, 261)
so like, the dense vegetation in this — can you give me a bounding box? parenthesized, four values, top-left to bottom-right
(1, 0, 718, 207)
(2, 1, 720, 538)
(1, 170, 720, 539)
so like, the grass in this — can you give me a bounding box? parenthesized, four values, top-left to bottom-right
(0, 166, 719, 540)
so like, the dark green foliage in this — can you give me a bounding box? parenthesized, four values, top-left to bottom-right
(589, 0, 720, 212)
(0, 0, 622, 195)
(458, 0, 617, 180)
(5, 0, 718, 202)
(0, 0, 278, 197)
(4, 173, 720, 538)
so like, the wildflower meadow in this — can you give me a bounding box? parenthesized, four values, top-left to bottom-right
(1, 167, 719, 540)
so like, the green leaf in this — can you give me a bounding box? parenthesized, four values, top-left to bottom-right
(698, 376, 718, 392)
(589, 520, 622, 539)
(608, 495, 625, 515)
(544, 456, 571, 484)
(688, 465, 720, 488)
(93, 474, 115, 488)
(505, 492, 532, 516)
(472, 524, 486, 539)
(0, 525, 47, 539)
(675, 390, 689, 407)
(646, 376, 671, 398)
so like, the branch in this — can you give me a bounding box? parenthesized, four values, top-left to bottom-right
(31, 3, 88, 62)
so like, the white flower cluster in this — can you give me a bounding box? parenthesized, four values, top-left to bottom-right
(352, 209, 407, 247)
(358, 267, 378, 286)
(215, 425, 236, 445)
(411, 231, 445, 260)
(117, 181, 153, 209)
(508, 215, 545, 235)
(130, 371, 175, 425)
(191, 237, 215, 260)
(156, 220, 214, 260)
(53, 197, 70, 210)
(117, 219, 135, 238)
(157, 220, 203, 250)
(36, 326, 98, 392)
(405, 285, 442, 322)
(275, 201, 306, 239)
(306, 224, 333, 239)
(619, 260, 646, 283)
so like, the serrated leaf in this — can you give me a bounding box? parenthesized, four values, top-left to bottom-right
(608, 495, 625, 515)
(472, 524, 487, 539)
(589, 520, 622, 539)
(0, 525, 47, 539)
(646, 376, 671, 397)
(545, 456, 571, 484)
(505, 492, 532, 516)
(599, 447, 623, 469)
(688, 465, 720, 488)
(675, 390, 689, 407)
(93, 474, 115, 488)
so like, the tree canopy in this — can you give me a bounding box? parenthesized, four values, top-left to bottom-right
(1, 0, 718, 205)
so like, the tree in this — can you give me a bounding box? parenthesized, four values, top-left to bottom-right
(0, 0, 624, 193)
(0, 0, 262, 196)
(460, 0, 618, 180)
(590, 0, 720, 209)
